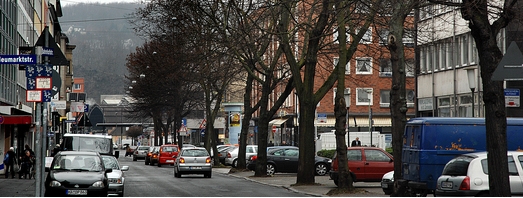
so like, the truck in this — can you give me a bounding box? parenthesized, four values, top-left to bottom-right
(60, 133, 117, 157)
(401, 117, 523, 196)
(317, 131, 391, 151)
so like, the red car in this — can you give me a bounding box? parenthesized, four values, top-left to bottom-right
(330, 147, 394, 186)
(157, 144, 179, 167)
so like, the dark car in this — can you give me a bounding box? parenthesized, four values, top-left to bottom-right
(144, 146, 160, 165)
(44, 151, 112, 197)
(247, 147, 332, 176)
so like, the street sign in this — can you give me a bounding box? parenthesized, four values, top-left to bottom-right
(201, 129, 205, 137)
(0, 55, 37, 64)
(36, 77, 52, 89)
(493, 42, 523, 81)
(42, 47, 54, 56)
(84, 104, 89, 112)
(0, 115, 4, 124)
(70, 102, 84, 112)
(317, 113, 327, 123)
(27, 90, 42, 102)
(505, 89, 520, 107)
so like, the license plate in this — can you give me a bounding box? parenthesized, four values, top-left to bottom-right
(67, 190, 87, 195)
(190, 166, 202, 170)
(381, 183, 388, 188)
(441, 181, 453, 188)
(166, 160, 174, 163)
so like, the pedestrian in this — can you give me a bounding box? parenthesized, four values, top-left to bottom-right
(52, 144, 61, 157)
(351, 137, 362, 147)
(4, 147, 18, 178)
(24, 144, 35, 157)
(125, 145, 132, 157)
(18, 150, 35, 179)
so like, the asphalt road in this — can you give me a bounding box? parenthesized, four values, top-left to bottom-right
(118, 153, 311, 197)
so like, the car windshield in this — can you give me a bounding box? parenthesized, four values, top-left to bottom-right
(52, 155, 103, 172)
(138, 147, 150, 151)
(163, 146, 178, 152)
(182, 149, 209, 157)
(441, 155, 474, 176)
(102, 156, 120, 170)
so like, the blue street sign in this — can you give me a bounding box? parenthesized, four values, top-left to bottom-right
(84, 104, 89, 112)
(42, 90, 52, 102)
(26, 65, 38, 78)
(42, 47, 54, 56)
(37, 64, 53, 77)
(0, 55, 37, 64)
(201, 129, 205, 136)
(27, 78, 36, 90)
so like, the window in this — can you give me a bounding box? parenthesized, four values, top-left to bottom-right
(403, 29, 415, 47)
(440, 42, 447, 70)
(434, 43, 440, 71)
(356, 57, 372, 74)
(438, 97, 452, 117)
(482, 156, 518, 176)
(334, 57, 350, 74)
(333, 26, 350, 44)
(364, 150, 391, 161)
(458, 94, 474, 117)
(407, 90, 415, 107)
(358, 28, 372, 44)
(420, 48, 426, 73)
(379, 29, 389, 45)
(406, 58, 415, 77)
(379, 58, 392, 77)
(346, 149, 362, 161)
(73, 84, 81, 90)
(380, 90, 390, 107)
(427, 45, 433, 72)
(461, 35, 469, 66)
(356, 88, 372, 106)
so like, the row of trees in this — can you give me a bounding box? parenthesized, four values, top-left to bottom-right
(124, 0, 520, 196)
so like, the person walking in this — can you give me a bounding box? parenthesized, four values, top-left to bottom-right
(351, 137, 362, 147)
(23, 144, 35, 157)
(18, 150, 35, 179)
(4, 147, 17, 178)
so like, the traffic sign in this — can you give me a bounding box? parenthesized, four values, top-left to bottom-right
(201, 129, 205, 137)
(27, 90, 42, 102)
(0, 115, 4, 124)
(493, 42, 523, 81)
(84, 104, 89, 112)
(505, 89, 520, 107)
(0, 55, 37, 64)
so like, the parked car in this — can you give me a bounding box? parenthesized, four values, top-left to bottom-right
(132, 146, 150, 161)
(44, 151, 112, 197)
(225, 145, 258, 167)
(435, 151, 523, 196)
(381, 171, 394, 195)
(101, 155, 129, 197)
(173, 147, 212, 178)
(217, 145, 237, 165)
(330, 147, 394, 186)
(157, 144, 179, 167)
(144, 146, 160, 165)
(247, 147, 331, 176)
(149, 147, 160, 166)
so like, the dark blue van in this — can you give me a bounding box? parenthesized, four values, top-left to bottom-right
(401, 117, 523, 196)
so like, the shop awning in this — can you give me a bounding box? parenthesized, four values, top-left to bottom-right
(269, 118, 289, 126)
(0, 115, 32, 124)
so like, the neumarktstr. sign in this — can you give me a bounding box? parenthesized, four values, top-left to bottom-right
(0, 55, 37, 64)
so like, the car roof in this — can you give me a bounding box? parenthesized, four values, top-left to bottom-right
(460, 151, 523, 159)
(161, 144, 178, 147)
(58, 151, 100, 156)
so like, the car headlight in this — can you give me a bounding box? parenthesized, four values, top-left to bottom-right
(50, 180, 62, 187)
(108, 177, 123, 184)
(92, 181, 105, 188)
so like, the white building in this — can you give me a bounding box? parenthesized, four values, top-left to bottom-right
(416, 3, 509, 117)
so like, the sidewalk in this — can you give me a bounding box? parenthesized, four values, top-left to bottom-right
(214, 168, 383, 197)
(0, 177, 36, 197)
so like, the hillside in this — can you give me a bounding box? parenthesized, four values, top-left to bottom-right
(61, 3, 145, 103)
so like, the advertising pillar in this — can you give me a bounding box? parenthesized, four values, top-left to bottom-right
(223, 103, 243, 145)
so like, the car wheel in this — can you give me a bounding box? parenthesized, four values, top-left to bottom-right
(232, 159, 238, 168)
(266, 163, 275, 175)
(133, 156, 137, 161)
(315, 163, 327, 176)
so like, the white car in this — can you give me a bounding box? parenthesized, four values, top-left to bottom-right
(381, 171, 394, 195)
(435, 151, 523, 196)
(102, 155, 129, 197)
(225, 145, 258, 167)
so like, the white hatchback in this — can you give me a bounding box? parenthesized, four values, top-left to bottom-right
(436, 151, 523, 196)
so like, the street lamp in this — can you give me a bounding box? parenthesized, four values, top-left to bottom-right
(344, 89, 351, 142)
(366, 89, 373, 147)
(465, 67, 477, 117)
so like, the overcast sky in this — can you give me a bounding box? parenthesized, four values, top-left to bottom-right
(60, 0, 141, 6)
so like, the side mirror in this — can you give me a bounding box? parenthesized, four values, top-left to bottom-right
(121, 166, 129, 171)
(105, 168, 113, 173)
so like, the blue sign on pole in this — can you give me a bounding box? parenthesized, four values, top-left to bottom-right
(201, 129, 205, 137)
(42, 90, 52, 102)
(0, 55, 37, 64)
(84, 104, 89, 112)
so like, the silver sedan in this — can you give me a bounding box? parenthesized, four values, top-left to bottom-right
(173, 147, 212, 178)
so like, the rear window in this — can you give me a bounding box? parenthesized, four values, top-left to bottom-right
(138, 147, 150, 151)
(182, 149, 209, 157)
(163, 146, 178, 152)
(441, 156, 474, 176)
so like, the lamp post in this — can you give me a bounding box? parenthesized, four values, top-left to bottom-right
(366, 89, 373, 147)
(466, 67, 477, 117)
(344, 89, 351, 142)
